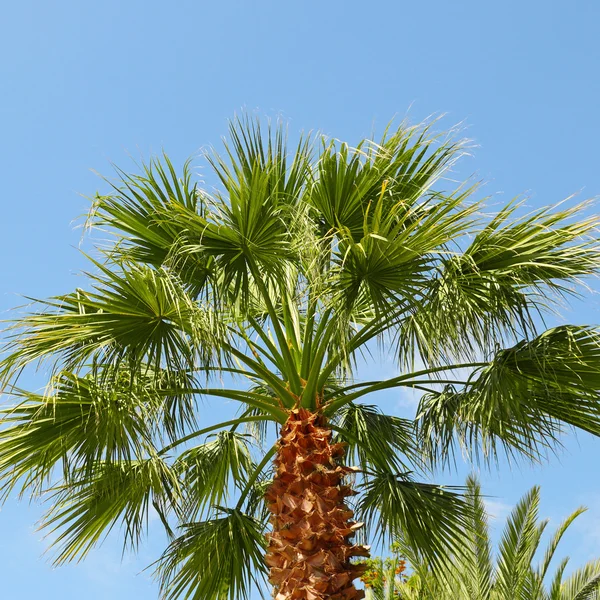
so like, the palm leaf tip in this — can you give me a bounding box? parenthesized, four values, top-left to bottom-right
(0, 262, 227, 389)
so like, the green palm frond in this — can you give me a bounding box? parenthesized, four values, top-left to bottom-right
(307, 118, 467, 239)
(239, 402, 274, 448)
(42, 456, 180, 565)
(561, 560, 600, 600)
(357, 471, 471, 574)
(549, 558, 571, 600)
(174, 431, 255, 519)
(0, 261, 225, 386)
(534, 506, 587, 594)
(332, 402, 418, 473)
(467, 199, 600, 291)
(494, 486, 544, 599)
(392, 575, 439, 600)
(0, 369, 157, 499)
(460, 475, 493, 600)
(333, 182, 480, 315)
(173, 118, 314, 307)
(394, 199, 600, 367)
(147, 367, 202, 442)
(207, 115, 313, 209)
(88, 155, 214, 298)
(155, 508, 267, 600)
(417, 325, 600, 464)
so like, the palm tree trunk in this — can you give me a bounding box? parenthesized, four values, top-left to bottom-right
(265, 407, 370, 600)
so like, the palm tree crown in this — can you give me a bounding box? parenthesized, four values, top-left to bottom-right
(2, 116, 600, 600)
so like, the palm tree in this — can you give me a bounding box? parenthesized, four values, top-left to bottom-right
(364, 478, 600, 600)
(2, 116, 600, 600)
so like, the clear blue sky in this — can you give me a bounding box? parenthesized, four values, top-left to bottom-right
(1, 1, 600, 598)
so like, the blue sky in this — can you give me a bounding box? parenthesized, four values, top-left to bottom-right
(1, 0, 600, 597)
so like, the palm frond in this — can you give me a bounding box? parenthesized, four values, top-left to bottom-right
(155, 508, 267, 600)
(0, 368, 158, 500)
(460, 475, 493, 600)
(494, 486, 543, 599)
(394, 199, 600, 367)
(0, 261, 226, 386)
(42, 456, 180, 565)
(88, 155, 217, 299)
(467, 199, 600, 291)
(332, 182, 480, 315)
(146, 367, 202, 442)
(308, 118, 468, 239)
(368, 477, 594, 600)
(357, 471, 471, 574)
(174, 431, 255, 519)
(332, 402, 418, 473)
(417, 325, 600, 464)
(242, 472, 272, 524)
(561, 559, 600, 600)
(173, 117, 314, 305)
(240, 402, 274, 448)
(535, 506, 586, 587)
(208, 114, 313, 209)
(549, 557, 571, 600)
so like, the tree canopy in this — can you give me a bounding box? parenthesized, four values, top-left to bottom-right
(1, 116, 600, 599)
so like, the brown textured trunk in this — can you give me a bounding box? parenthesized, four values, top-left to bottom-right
(265, 407, 370, 600)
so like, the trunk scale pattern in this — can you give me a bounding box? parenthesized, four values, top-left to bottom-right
(265, 408, 370, 600)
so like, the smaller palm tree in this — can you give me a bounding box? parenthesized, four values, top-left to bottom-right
(362, 477, 600, 600)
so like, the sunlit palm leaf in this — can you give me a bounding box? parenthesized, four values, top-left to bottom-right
(307, 119, 467, 240)
(417, 325, 600, 463)
(333, 184, 479, 315)
(561, 560, 600, 600)
(494, 487, 544, 599)
(0, 369, 158, 499)
(88, 155, 214, 298)
(0, 262, 225, 385)
(243, 473, 272, 524)
(458, 475, 493, 600)
(534, 506, 587, 597)
(395, 200, 600, 367)
(333, 402, 418, 473)
(174, 431, 255, 519)
(42, 456, 180, 565)
(207, 115, 313, 209)
(357, 471, 471, 574)
(155, 508, 267, 600)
